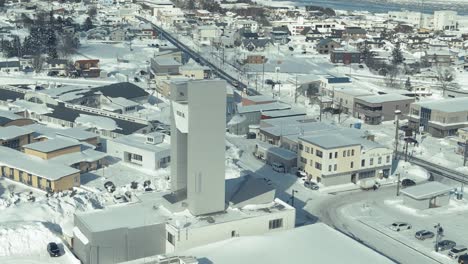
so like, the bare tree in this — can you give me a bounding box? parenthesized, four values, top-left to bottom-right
(58, 34, 78, 58)
(88, 6, 98, 18)
(436, 66, 457, 95)
(32, 55, 44, 73)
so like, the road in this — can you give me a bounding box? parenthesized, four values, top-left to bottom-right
(137, 16, 260, 96)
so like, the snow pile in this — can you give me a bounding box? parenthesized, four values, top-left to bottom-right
(11, 100, 53, 115)
(75, 114, 119, 131)
(225, 140, 243, 179)
(384, 198, 468, 217)
(0, 222, 61, 257)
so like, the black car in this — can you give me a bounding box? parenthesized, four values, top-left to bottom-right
(437, 240, 456, 251)
(246, 132, 256, 139)
(104, 181, 116, 193)
(401, 179, 416, 188)
(265, 79, 274, 85)
(459, 254, 468, 264)
(47, 242, 60, 257)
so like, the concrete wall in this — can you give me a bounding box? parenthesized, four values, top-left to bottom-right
(166, 205, 295, 253)
(186, 80, 226, 215)
(73, 217, 166, 264)
(107, 140, 170, 171)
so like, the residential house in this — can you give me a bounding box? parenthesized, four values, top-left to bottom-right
(47, 59, 69, 76)
(179, 59, 211, 79)
(316, 38, 341, 54)
(342, 27, 367, 40)
(109, 28, 127, 41)
(242, 38, 273, 52)
(151, 57, 181, 75)
(270, 26, 290, 44)
(354, 94, 414, 125)
(330, 49, 361, 64)
(0, 60, 21, 73)
(74, 59, 100, 78)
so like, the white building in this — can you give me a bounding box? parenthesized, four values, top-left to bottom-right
(235, 19, 258, 33)
(433, 10, 458, 31)
(388, 10, 433, 29)
(106, 132, 170, 170)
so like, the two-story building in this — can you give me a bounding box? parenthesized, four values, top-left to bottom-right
(354, 94, 414, 125)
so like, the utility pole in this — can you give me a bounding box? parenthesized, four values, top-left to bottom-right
(394, 110, 401, 160)
(294, 74, 298, 103)
(291, 189, 298, 207)
(434, 223, 443, 252)
(464, 139, 467, 166)
(262, 58, 265, 90)
(396, 173, 401, 196)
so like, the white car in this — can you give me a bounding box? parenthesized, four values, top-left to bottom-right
(448, 245, 467, 259)
(390, 222, 412, 231)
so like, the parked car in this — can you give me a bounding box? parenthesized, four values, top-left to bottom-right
(246, 132, 256, 139)
(415, 230, 434, 240)
(437, 240, 456, 251)
(47, 242, 60, 257)
(104, 181, 116, 193)
(296, 170, 307, 178)
(265, 79, 274, 85)
(272, 162, 285, 173)
(390, 222, 412, 231)
(401, 179, 416, 188)
(113, 194, 128, 203)
(459, 254, 468, 264)
(449, 246, 467, 259)
(304, 181, 319, 190)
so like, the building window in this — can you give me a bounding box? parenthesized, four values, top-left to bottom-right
(305, 146, 310, 153)
(167, 232, 175, 245)
(75, 176, 79, 184)
(315, 162, 322, 170)
(370, 158, 374, 166)
(231, 230, 236, 237)
(351, 149, 355, 156)
(269, 219, 283, 230)
(351, 162, 354, 169)
(347, 150, 351, 156)
(132, 154, 143, 161)
(300, 157, 307, 164)
(309, 160, 313, 166)
(299, 144, 303, 150)
(361, 159, 365, 167)
(343, 151, 346, 157)
(328, 165, 332, 172)
(329, 153, 332, 159)
(334, 152, 338, 158)
(316, 150, 323, 158)
(378, 157, 382, 164)
(386, 155, 390, 163)
(334, 164, 337, 171)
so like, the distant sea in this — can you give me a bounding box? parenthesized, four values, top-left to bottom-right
(287, 0, 468, 15)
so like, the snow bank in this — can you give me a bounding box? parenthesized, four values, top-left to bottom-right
(0, 222, 61, 257)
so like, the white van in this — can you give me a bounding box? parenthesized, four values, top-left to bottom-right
(272, 163, 285, 173)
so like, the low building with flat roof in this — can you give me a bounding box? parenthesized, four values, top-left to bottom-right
(254, 141, 297, 172)
(408, 97, 468, 138)
(106, 132, 171, 171)
(0, 125, 33, 150)
(401, 182, 453, 210)
(0, 109, 34, 127)
(23, 138, 81, 160)
(354, 94, 414, 125)
(0, 146, 80, 192)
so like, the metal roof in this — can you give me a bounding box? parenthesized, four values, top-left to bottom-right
(23, 138, 80, 153)
(93, 82, 149, 99)
(300, 133, 361, 149)
(56, 127, 98, 141)
(357, 94, 413, 104)
(413, 97, 468, 113)
(237, 102, 291, 114)
(0, 88, 25, 101)
(0, 125, 33, 140)
(401, 182, 453, 200)
(0, 146, 80, 180)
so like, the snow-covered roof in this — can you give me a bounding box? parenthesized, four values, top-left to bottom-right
(56, 127, 98, 141)
(237, 102, 291, 114)
(111, 133, 170, 153)
(413, 97, 468, 113)
(0, 109, 22, 122)
(23, 138, 80, 153)
(179, 223, 395, 264)
(49, 149, 107, 166)
(334, 87, 374, 97)
(256, 141, 297, 160)
(0, 125, 32, 140)
(0, 146, 80, 180)
(356, 94, 413, 104)
(300, 133, 361, 149)
(401, 182, 453, 200)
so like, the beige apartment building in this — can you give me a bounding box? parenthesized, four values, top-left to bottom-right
(298, 132, 393, 186)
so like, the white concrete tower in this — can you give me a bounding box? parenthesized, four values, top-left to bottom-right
(170, 79, 227, 216)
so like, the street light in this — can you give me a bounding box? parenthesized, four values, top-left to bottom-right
(291, 189, 298, 207)
(394, 110, 402, 160)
